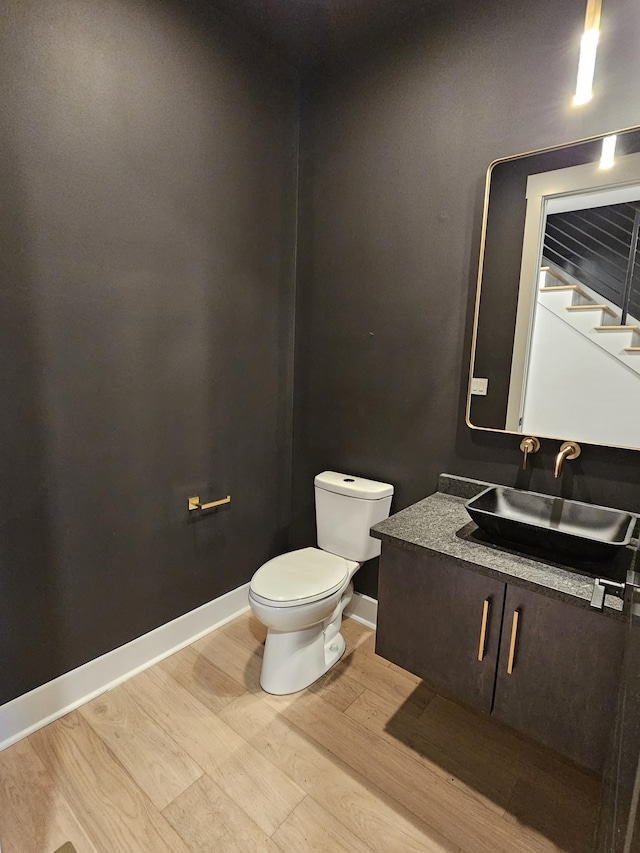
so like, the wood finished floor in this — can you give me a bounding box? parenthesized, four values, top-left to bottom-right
(0, 614, 600, 853)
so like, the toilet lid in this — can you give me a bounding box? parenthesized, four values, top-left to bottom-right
(250, 547, 353, 605)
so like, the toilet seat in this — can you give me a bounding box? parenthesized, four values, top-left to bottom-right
(249, 547, 354, 607)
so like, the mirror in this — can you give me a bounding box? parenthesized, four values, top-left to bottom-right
(467, 125, 640, 451)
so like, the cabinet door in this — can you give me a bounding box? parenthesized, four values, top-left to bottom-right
(493, 585, 625, 773)
(376, 545, 506, 713)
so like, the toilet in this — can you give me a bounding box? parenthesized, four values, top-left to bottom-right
(249, 471, 394, 695)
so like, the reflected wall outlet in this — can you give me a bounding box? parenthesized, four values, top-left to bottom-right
(471, 377, 488, 396)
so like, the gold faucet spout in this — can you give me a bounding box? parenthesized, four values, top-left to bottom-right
(553, 441, 581, 478)
(553, 446, 572, 478)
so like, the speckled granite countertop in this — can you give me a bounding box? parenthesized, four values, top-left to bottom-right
(371, 474, 639, 620)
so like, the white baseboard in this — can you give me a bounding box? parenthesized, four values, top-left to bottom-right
(344, 591, 378, 630)
(0, 583, 251, 752)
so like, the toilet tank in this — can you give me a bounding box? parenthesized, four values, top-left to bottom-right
(314, 471, 394, 562)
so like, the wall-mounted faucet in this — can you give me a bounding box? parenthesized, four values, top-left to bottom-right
(553, 441, 581, 478)
(519, 436, 540, 469)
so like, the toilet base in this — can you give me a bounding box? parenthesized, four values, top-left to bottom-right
(260, 626, 346, 695)
(259, 616, 347, 695)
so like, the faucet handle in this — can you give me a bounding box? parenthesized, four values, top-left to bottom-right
(519, 436, 540, 470)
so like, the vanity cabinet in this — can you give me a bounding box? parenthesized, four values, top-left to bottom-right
(376, 543, 626, 772)
(493, 585, 625, 772)
(375, 545, 506, 713)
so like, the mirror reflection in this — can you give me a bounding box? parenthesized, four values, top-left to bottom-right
(468, 127, 640, 451)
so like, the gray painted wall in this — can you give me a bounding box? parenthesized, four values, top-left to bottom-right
(3, 0, 640, 702)
(0, 0, 298, 704)
(293, 0, 640, 596)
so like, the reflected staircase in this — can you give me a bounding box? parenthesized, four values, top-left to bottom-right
(538, 266, 640, 373)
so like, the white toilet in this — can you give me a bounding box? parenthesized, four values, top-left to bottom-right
(249, 471, 394, 695)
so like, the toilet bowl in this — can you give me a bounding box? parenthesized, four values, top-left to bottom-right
(249, 471, 394, 695)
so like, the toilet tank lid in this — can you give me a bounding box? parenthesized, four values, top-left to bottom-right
(314, 471, 394, 500)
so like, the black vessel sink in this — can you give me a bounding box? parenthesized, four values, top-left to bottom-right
(466, 486, 635, 562)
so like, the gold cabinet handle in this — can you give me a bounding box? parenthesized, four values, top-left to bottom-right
(507, 609, 520, 675)
(188, 495, 231, 512)
(477, 598, 490, 661)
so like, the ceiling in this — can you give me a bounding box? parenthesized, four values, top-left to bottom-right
(208, 0, 445, 70)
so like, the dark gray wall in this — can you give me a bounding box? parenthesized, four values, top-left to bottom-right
(0, 0, 298, 704)
(4, 0, 640, 703)
(293, 0, 640, 596)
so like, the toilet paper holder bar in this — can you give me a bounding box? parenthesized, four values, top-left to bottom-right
(188, 494, 231, 512)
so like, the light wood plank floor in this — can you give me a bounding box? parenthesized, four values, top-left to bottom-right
(0, 614, 600, 853)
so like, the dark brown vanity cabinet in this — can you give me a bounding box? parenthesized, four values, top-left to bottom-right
(493, 585, 625, 772)
(375, 545, 506, 713)
(376, 544, 626, 772)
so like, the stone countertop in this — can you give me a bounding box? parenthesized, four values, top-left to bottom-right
(370, 474, 638, 620)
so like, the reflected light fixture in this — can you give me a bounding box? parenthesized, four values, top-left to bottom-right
(573, 0, 602, 105)
(600, 133, 617, 169)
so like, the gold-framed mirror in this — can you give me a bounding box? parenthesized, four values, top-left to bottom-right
(467, 124, 640, 451)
